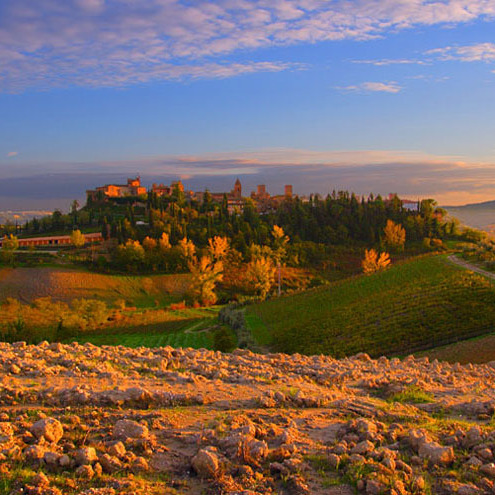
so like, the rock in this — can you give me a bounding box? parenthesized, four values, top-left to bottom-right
(113, 419, 149, 440)
(24, 444, 45, 462)
(464, 426, 483, 449)
(107, 441, 126, 457)
(10, 364, 21, 374)
(99, 453, 122, 473)
(457, 484, 482, 495)
(75, 447, 98, 465)
(407, 429, 430, 452)
(352, 440, 374, 455)
(395, 460, 413, 475)
(0, 422, 14, 442)
(412, 476, 425, 491)
(32, 472, 49, 486)
(466, 456, 483, 466)
(192, 447, 222, 478)
(43, 451, 61, 466)
(59, 454, 71, 467)
(245, 439, 269, 463)
(382, 457, 396, 471)
(477, 447, 493, 461)
(75, 464, 95, 480)
(480, 463, 495, 478)
(30, 417, 64, 444)
(366, 479, 387, 495)
(131, 456, 149, 472)
(418, 441, 454, 466)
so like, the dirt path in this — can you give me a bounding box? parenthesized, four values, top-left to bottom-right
(448, 254, 495, 280)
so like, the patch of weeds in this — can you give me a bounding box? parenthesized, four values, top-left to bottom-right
(388, 385, 434, 404)
(281, 386, 299, 399)
(305, 453, 338, 473)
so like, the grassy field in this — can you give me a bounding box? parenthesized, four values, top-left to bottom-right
(0, 267, 191, 307)
(419, 332, 495, 364)
(245, 255, 495, 358)
(64, 307, 222, 349)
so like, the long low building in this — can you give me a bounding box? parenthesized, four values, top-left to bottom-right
(0, 232, 103, 248)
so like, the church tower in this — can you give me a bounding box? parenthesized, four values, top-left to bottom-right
(233, 178, 242, 198)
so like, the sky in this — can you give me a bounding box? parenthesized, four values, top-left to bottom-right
(2, 0, 495, 210)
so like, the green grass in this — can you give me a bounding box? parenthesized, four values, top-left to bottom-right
(65, 308, 220, 349)
(245, 255, 495, 358)
(388, 385, 434, 404)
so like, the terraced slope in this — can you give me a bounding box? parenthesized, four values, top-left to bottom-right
(246, 255, 495, 358)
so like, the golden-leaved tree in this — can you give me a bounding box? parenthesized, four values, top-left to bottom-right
(187, 256, 223, 306)
(208, 236, 229, 261)
(178, 237, 196, 268)
(362, 249, 391, 274)
(70, 230, 85, 248)
(244, 256, 276, 300)
(383, 219, 406, 252)
(1, 234, 19, 266)
(158, 232, 171, 251)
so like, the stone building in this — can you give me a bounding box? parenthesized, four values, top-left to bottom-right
(86, 177, 146, 202)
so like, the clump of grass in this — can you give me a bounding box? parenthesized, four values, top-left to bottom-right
(388, 385, 434, 404)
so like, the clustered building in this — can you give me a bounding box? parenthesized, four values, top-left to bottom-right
(86, 177, 147, 202)
(86, 176, 295, 214)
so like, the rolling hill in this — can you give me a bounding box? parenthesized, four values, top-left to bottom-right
(245, 255, 495, 358)
(444, 200, 495, 234)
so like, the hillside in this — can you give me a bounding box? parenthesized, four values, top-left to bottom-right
(246, 255, 495, 358)
(0, 267, 191, 307)
(1, 342, 495, 494)
(444, 200, 495, 233)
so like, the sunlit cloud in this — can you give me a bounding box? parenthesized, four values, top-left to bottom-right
(2, 148, 495, 207)
(2, 0, 495, 91)
(6, 151, 18, 157)
(336, 82, 402, 94)
(428, 43, 495, 62)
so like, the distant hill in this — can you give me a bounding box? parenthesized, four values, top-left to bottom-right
(443, 200, 495, 233)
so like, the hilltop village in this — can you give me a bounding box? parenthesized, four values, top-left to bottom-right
(86, 177, 296, 214)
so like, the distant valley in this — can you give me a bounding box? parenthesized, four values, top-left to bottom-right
(444, 200, 495, 234)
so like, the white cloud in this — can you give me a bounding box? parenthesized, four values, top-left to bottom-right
(428, 43, 495, 62)
(1, 0, 495, 91)
(337, 81, 402, 93)
(352, 59, 427, 66)
(6, 151, 18, 157)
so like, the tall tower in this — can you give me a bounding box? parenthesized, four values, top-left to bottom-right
(285, 185, 293, 198)
(234, 178, 242, 198)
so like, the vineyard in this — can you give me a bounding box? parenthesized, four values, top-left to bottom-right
(246, 255, 495, 358)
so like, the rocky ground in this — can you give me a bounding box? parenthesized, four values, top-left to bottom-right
(1, 343, 495, 494)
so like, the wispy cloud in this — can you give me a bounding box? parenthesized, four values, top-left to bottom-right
(1, 0, 495, 91)
(0, 148, 494, 207)
(352, 59, 427, 66)
(6, 151, 18, 157)
(427, 43, 495, 62)
(337, 82, 402, 94)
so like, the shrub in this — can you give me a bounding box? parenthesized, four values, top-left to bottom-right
(213, 326, 236, 353)
(362, 249, 391, 274)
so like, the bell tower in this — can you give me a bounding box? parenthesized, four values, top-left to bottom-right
(233, 178, 242, 198)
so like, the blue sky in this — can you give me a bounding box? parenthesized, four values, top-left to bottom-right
(2, 0, 495, 209)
